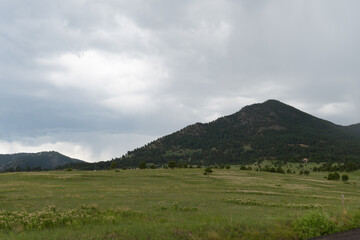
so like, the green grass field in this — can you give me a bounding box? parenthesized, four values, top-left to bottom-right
(1, 167, 360, 239)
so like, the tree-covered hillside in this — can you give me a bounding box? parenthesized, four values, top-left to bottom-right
(0, 151, 84, 171)
(346, 123, 360, 138)
(62, 100, 360, 170)
(124, 100, 360, 166)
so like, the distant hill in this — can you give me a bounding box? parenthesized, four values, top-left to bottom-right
(0, 151, 84, 171)
(62, 100, 360, 170)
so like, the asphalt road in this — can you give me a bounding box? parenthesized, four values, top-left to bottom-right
(310, 228, 360, 240)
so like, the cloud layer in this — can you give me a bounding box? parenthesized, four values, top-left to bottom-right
(0, 0, 359, 161)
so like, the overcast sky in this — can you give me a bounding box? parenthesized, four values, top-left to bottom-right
(0, 0, 359, 162)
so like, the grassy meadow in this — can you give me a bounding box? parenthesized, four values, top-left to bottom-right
(1, 165, 360, 239)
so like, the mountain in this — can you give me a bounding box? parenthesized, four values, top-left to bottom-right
(346, 123, 360, 138)
(62, 100, 360, 170)
(0, 151, 84, 171)
(116, 99, 360, 166)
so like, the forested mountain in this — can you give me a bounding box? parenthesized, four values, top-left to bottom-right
(62, 100, 360, 170)
(346, 123, 360, 138)
(0, 151, 84, 171)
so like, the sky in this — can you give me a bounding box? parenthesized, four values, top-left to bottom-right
(0, 0, 359, 162)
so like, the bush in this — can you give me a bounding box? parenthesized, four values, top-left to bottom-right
(168, 161, 177, 169)
(286, 169, 292, 174)
(328, 172, 340, 181)
(139, 161, 146, 169)
(342, 174, 349, 182)
(204, 167, 213, 177)
(109, 162, 117, 170)
(226, 165, 231, 169)
(66, 168, 72, 171)
(293, 211, 334, 240)
(304, 170, 310, 176)
(276, 166, 285, 174)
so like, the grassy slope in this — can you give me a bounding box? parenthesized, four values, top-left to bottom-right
(1, 168, 360, 239)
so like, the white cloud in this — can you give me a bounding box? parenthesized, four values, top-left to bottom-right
(318, 102, 356, 117)
(38, 50, 169, 113)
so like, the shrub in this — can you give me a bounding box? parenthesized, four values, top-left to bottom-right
(327, 172, 340, 181)
(110, 162, 117, 170)
(342, 174, 349, 182)
(204, 167, 213, 177)
(226, 165, 231, 169)
(293, 211, 334, 240)
(66, 168, 72, 171)
(139, 161, 146, 169)
(286, 169, 292, 174)
(276, 166, 285, 174)
(304, 170, 310, 176)
(168, 161, 177, 169)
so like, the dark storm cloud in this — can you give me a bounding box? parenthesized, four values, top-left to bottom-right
(0, 0, 359, 161)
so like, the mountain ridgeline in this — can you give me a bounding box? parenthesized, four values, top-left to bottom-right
(0, 151, 84, 172)
(64, 100, 360, 170)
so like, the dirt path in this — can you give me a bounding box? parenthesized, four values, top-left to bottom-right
(310, 228, 360, 240)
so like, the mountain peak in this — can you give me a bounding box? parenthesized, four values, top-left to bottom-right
(263, 99, 283, 104)
(111, 100, 360, 167)
(232, 99, 308, 129)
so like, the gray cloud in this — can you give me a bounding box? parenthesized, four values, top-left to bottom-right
(0, 0, 359, 161)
